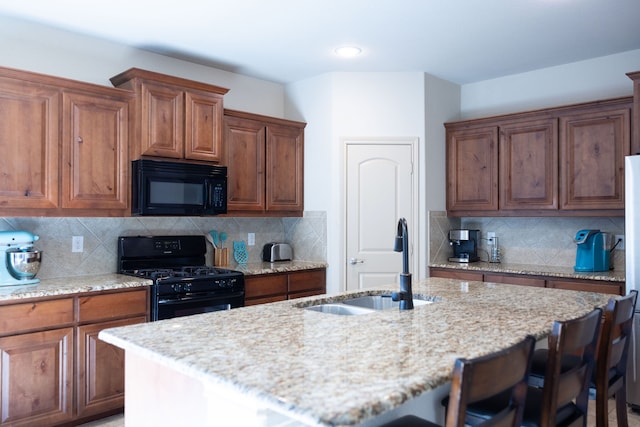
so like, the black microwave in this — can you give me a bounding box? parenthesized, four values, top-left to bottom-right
(131, 159, 227, 216)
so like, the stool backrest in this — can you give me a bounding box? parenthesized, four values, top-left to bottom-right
(595, 289, 638, 393)
(445, 335, 536, 427)
(540, 308, 602, 427)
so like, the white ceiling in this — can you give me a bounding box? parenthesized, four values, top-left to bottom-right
(1, 0, 639, 85)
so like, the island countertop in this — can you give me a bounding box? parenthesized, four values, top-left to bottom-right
(99, 277, 612, 426)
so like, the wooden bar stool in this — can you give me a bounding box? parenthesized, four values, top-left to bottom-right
(462, 308, 602, 427)
(528, 290, 638, 427)
(379, 335, 536, 427)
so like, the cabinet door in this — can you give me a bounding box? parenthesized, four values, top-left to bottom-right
(288, 269, 326, 299)
(560, 107, 630, 210)
(224, 116, 266, 211)
(77, 316, 146, 418)
(446, 126, 498, 212)
(139, 81, 184, 159)
(185, 90, 224, 162)
(0, 328, 73, 426)
(0, 77, 59, 209)
(265, 124, 304, 212)
(244, 274, 288, 305)
(61, 91, 129, 211)
(500, 119, 558, 210)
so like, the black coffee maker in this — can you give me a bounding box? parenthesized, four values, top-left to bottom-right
(448, 229, 480, 263)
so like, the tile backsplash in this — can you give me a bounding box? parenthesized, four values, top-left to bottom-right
(429, 211, 625, 271)
(0, 212, 326, 279)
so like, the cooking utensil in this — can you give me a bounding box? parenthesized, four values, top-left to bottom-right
(208, 230, 219, 249)
(219, 232, 227, 248)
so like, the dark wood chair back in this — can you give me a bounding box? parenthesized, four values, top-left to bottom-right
(445, 335, 536, 427)
(594, 289, 638, 427)
(380, 335, 536, 427)
(535, 308, 602, 427)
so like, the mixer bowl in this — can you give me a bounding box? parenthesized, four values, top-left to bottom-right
(6, 249, 42, 280)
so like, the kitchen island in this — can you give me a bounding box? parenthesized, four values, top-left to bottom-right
(99, 277, 612, 426)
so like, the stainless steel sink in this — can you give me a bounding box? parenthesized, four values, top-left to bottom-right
(303, 294, 436, 315)
(304, 303, 374, 316)
(341, 295, 433, 310)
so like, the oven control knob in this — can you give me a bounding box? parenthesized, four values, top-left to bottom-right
(184, 283, 192, 292)
(172, 284, 183, 292)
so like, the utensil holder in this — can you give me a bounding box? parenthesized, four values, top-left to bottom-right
(214, 248, 229, 266)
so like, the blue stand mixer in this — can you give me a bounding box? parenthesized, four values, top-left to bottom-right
(0, 230, 42, 286)
(573, 229, 610, 272)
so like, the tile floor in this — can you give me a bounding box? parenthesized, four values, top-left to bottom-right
(80, 400, 640, 426)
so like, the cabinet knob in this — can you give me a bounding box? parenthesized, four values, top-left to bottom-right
(77, 136, 83, 143)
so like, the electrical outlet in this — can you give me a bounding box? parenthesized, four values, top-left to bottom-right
(615, 234, 625, 250)
(248, 233, 255, 246)
(72, 236, 84, 253)
(486, 231, 496, 243)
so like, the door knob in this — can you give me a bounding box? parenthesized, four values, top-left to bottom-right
(349, 258, 365, 265)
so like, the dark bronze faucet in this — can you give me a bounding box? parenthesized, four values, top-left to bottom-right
(391, 218, 413, 310)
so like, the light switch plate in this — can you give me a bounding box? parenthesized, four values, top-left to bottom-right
(248, 233, 255, 246)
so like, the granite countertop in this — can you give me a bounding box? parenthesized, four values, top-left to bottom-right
(0, 261, 326, 303)
(230, 260, 328, 276)
(99, 277, 612, 426)
(429, 261, 625, 282)
(0, 273, 151, 302)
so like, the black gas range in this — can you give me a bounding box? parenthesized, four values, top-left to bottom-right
(117, 235, 244, 321)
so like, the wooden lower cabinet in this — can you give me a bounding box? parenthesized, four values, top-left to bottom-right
(0, 288, 149, 426)
(0, 328, 74, 426)
(429, 267, 622, 295)
(77, 316, 146, 419)
(245, 269, 326, 306)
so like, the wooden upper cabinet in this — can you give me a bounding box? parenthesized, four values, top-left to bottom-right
(0, 66, 133, 217)
(224, 115, 265, 211)
(61, 90, 130, 210)
(499, 118, 558, 210)
(446, 125, 498, 212)
(110, 68, 228, 162)
(446, 97, 631, 216)
(266, 123, 304, 211)
(224, 109, 305, 215)
(559, 106, 630, 210)
(0, 75, 59, 209)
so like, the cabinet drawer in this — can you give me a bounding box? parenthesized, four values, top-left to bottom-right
(0, 298, 74, 335)
(288, 269, 326, 293)
(245, 275, 287, 299)
(547, 279, 622, 295)
(78, 289, 148, 323)
(430, 268, 484, 282)
(484, 273, 545, 287)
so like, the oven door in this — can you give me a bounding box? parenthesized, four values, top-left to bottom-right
(152, 290, 244, 321)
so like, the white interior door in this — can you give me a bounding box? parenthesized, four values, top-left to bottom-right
(346, 140, 415, 291)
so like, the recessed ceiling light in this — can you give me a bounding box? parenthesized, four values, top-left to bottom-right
(334, 46, 362, 58)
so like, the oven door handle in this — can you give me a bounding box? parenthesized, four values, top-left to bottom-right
(157, 291, 244, 305)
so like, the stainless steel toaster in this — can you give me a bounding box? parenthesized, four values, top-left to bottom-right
(262, 243, 292, 262)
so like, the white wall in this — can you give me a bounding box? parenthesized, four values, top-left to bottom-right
(0, 15, 285, 117)
(287, 72, 428, 293)
(460, 49, 640, 119)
